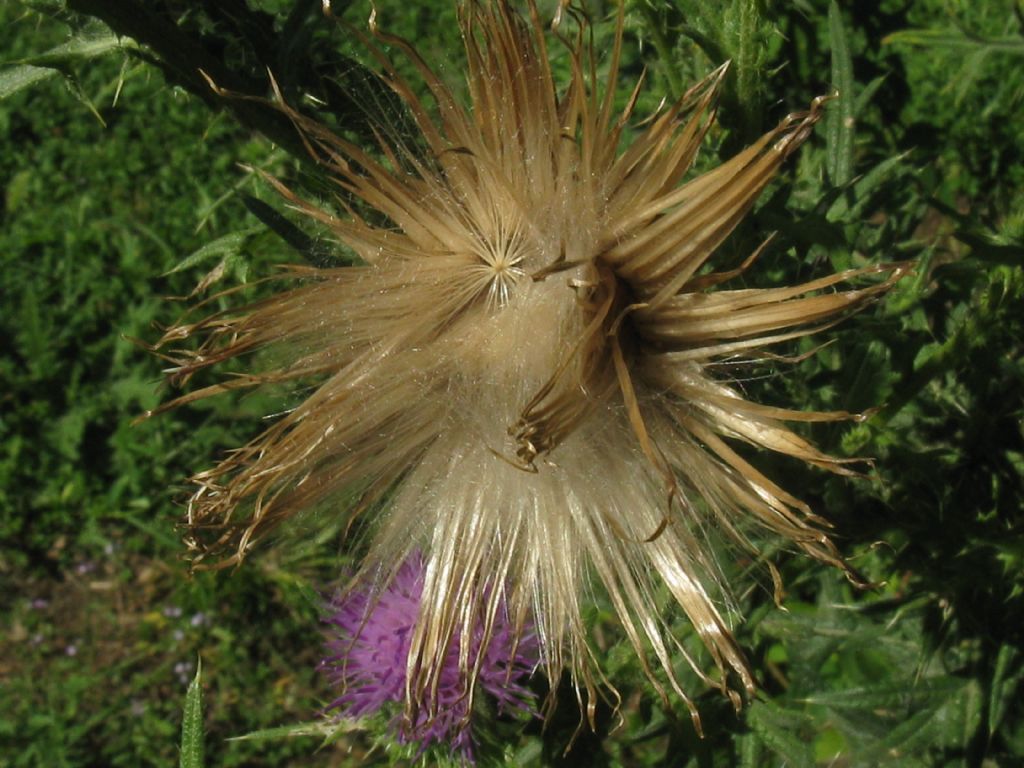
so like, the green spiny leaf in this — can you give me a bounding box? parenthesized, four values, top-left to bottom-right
(227, 719, 355, 743)
(15, 29, 132, 68)
(163, 227, 262, 276)
(0, 64, 56, 99)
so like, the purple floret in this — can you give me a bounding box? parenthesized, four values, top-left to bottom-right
(321, 554, 538, 760)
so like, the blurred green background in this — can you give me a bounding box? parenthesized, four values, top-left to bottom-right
(1, 1, 1022, 765)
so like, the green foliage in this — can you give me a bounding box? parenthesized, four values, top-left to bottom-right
(180, 660, 205, 768)
(634, 0, 778, 146)
(0, 21, 135, 121)
(2, 0, 1023, 766)
(824, 0, 854, 186)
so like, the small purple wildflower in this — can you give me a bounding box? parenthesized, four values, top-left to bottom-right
(174, 660, 195, 685)
(321, 554, 538, 761)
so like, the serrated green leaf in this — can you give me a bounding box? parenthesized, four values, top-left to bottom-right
(180, 659, 204, 768)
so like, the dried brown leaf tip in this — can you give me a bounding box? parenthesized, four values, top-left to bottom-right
(154, 0, 904, 732)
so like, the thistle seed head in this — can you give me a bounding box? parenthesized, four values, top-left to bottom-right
(155, 0, 905, 734)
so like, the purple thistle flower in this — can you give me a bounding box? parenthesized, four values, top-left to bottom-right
(321, 554, 538, 761)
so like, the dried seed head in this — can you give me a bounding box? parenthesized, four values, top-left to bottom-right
(154, 1, 904, 734)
